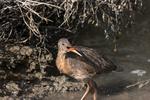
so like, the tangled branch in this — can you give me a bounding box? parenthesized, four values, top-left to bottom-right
(0, 0, 143, 47)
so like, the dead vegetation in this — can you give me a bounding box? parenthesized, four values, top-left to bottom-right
(0, 0, 143, 46)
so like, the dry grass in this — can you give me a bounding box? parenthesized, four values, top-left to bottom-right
(126, 79, 150, 89)
(0, 0, 143, 47)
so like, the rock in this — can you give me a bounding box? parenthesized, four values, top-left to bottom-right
(5, 82, 21, 96)
(20, 46, 33, 56)
(8, 46, 20, 54)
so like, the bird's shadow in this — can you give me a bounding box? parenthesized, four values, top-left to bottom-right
(97, 79, 132, 96)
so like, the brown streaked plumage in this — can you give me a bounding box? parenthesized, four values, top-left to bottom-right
(56, 38, 117, 100)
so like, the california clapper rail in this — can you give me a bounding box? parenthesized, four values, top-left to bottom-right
(56, 38, 117, 100)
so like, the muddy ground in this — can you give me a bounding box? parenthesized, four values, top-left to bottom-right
(0, 0, 150, 100)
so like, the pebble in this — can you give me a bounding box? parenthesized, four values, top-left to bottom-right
(147, 59, 150, 63)
(131, 69, 147, 76)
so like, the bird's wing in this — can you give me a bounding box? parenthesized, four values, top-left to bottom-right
(66, 46, 117, 74)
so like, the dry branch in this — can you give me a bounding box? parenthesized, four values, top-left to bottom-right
(0, 0, 143, 47)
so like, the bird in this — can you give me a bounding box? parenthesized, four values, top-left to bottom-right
(56, 38, 117, 100)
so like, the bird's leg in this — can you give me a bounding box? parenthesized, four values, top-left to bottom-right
(89, 80, 98, 100)
(81, 83, 90, 100)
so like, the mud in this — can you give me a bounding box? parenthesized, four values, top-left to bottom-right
(0, 43, 85, 99)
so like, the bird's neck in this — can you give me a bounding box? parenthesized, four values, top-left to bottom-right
(57, 50, 66, 59)
(56, 50, 66, 73)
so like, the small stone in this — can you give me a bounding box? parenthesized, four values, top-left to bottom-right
(9, 46, 20, 54)
(131, 69, 147, 76)
(35, 72, 43, 79)
(6, 82, 21, 96)
(126, 55, 131, 58)
(28, 62, 36, 72)
(20, 46, 33, 56)
(147, 59, 150, 63)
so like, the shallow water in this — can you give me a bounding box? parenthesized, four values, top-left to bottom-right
(46, 0, 150, 100)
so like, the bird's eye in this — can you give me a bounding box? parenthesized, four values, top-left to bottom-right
(62, 43, 64, 45)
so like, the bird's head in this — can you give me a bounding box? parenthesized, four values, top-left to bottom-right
(57, 38, 72, 52)
(57, 38, 83, 56)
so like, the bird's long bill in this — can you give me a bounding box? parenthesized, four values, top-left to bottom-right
(67, 47, 82, 56)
